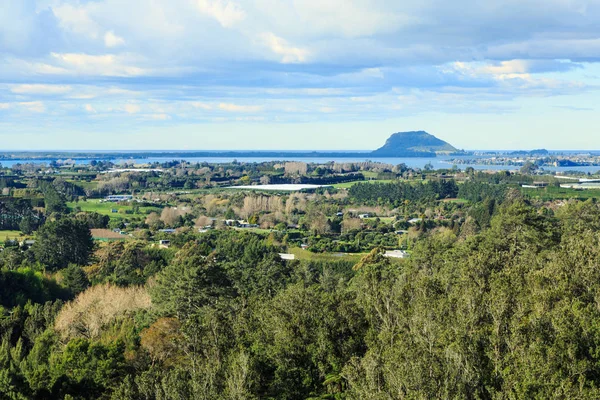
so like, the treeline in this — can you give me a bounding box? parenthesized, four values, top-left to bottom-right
(349, 179, 459, 205)
(269, 173, 365, 185)
(457, 180, 508, 203)
(8, 192, 600, 397)
(0, 198, 44, 232)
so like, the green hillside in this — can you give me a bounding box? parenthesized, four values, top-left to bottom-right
(371, 131, 457, 156)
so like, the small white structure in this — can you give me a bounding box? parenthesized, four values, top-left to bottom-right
(104, 195, 133, 202)
(384, 250, 410, 259)
(228, 184, 332, 191)
(408, 218, 422, 225)
(102, 168, 163, 174)
(159, 240, 171, 249)
(279, 253, 296, 261)
(358, 213, 371, 219)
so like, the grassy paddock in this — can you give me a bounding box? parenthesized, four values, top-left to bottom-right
(332, 179, 394, 189)
(442, 198, 469, 204)
(288, 248, 367, 263)
(521, 186, 600, 200)
(67, 199, 163, 220)
(0, 230, 24, 244)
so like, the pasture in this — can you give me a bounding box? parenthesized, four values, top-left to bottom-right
(67, 200, 163, 220)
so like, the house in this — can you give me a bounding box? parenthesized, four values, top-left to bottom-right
(384, 250, 410, 259)
(279, 253, 296, 261)
(104, 195, 133, 202)
(159, 240, 171, 249)
(159, 229, 176, 234)
(301, 244, 309, 250)
(358, 213, 371, 219)
(336, 212, 344, 217)
(19, 239, 36, 247)
(522, 182, 549, 189)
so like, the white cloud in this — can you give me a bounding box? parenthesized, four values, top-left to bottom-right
(192, 102, 213, 110)
(85, 104, 96, 113)
(104, 31, 125, 48)
(256, 0, 408, 38)
(0, 103, 10, 110)
(50, 53, 146, 77)
(10, 84, 72, 95)
(259, 32, 309, 63)
(124, 104, 141, 114)
(148, 113, 171, 120)
(447, 61, 532, 81)
(52, 3, 100, 38)
(478, 60, 530, 76)
(219, 103, 263, 112)
(195, 0, 246, 27)
(18, 101, 46, 113)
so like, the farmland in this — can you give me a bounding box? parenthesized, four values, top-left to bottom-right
(67, 199, 163, 221)
(521, 185, 600, 200)
(0, 230, 24, 244)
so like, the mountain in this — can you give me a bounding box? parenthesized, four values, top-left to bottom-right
(371, 131, 458, 157)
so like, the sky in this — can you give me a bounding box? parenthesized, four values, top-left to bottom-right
(1, 0, 600, 151)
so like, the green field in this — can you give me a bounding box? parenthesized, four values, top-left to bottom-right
(67, 179, 98, 190)
(288, 248, 367, 263)
(362, 171, 379, 179)
(521, 186, 600, 200)
(442, 198, 469, 204)
(67, 200, 163, 220)
(363, 216, 395, 223)
(0, 230, 24, 245)
(332, 179, 394, 189)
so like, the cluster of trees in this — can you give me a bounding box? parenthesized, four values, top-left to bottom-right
(8, 160, 600, 398)
(457, 180, 508, 203)
(0, 199, 43, 233)
(349, 179, 459, 206)
(5, 197, 600, 398)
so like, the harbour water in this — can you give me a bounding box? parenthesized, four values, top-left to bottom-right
(2, 154, 600, 174)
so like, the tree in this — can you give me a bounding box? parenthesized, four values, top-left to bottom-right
(19, 217, 35, 235)
(49, 338, 127, 399)
(38, 181, 68, 214)
(519, 161, 539, 175)
(31, 219, 94, 270)
(61, 265, 90, 296)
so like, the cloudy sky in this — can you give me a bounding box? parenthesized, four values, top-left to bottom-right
(1, 0, 600, 150)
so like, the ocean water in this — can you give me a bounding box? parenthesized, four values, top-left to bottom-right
(1, 154, 600, 174)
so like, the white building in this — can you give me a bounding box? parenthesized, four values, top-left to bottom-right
(384, 250, 410, 259)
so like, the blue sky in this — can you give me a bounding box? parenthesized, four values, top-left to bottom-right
(1, 0, 600, 150)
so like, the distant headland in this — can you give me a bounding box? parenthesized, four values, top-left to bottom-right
(371, 131, 459, 157)
(0, 131, 462, 161)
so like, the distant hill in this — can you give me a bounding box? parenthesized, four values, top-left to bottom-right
(509, 149, 549, 156)
(371, 131, 458, 157)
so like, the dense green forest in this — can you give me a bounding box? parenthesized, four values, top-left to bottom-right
(3, 161, 600, 398)
(2, 198, 600, 398)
